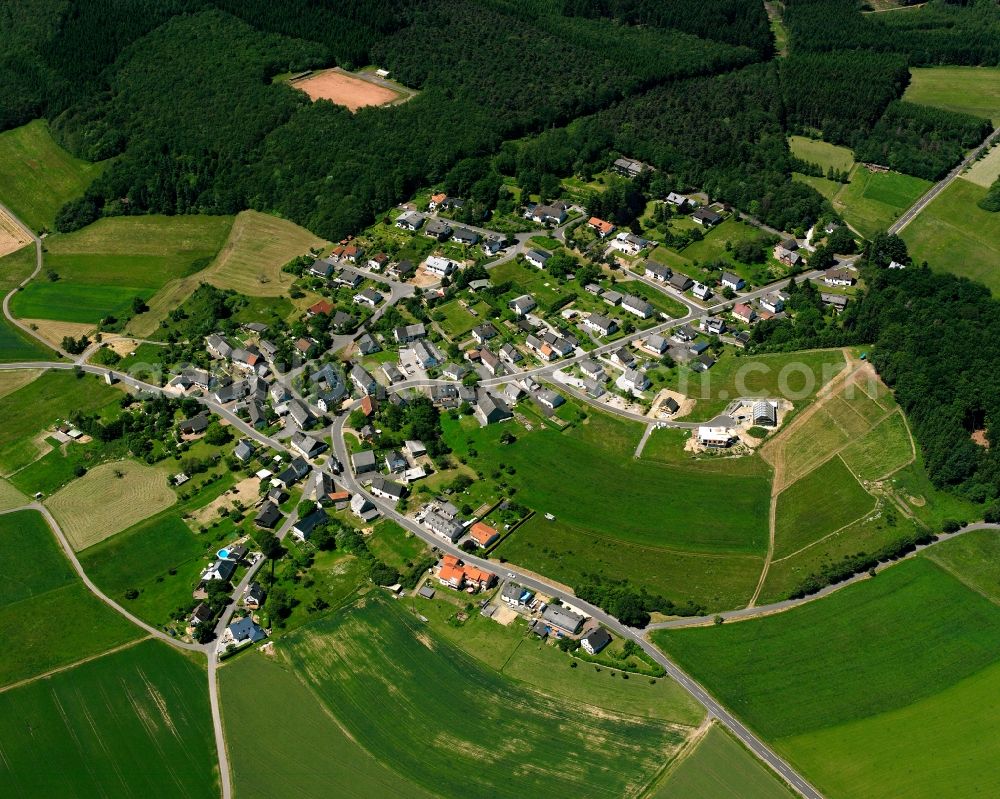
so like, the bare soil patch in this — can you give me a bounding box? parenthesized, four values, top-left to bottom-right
(22, 318, 94, 348)
(292, 69, 401, 111)
(187, 476, 260, 527)
(971, 429, 990, 449)
(0, 208, 31, 258)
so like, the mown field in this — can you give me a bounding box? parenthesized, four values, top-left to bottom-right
(10, 215, 232, 324)
(840, 410, 913, 480)
(652, 725, 795, 799)
(903, 66, 1000, 124)
(666, 348, 847, 421)
(0, 371, 120, 476)
(788, 136, 855, 173)
(773, 456, 876, 559)
(277, 594, 689, 799)
(835, 167, 931, 238)
(46, 459, 177, 550)
(0, 509, 142, 686)
(0, 246, 56, 362)
(902, 177, 1000, 295)
(0, 639, 216, 797)
(0, 120, 106, 232)
(0, 477, 27, 510)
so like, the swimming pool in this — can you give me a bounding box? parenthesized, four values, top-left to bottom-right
(217, 548, 230, 559)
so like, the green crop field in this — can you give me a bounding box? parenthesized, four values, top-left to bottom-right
(788, 136, 855, 172)
(0, 478, 27, 511)
(11, 215, 232, 324)
(835, 167, 931, 238)
(0, 371, 120, 476)
(902, 178, 1000, 294)
(774, 456, 876, 558)
(0, 247, 57, 362)
(653, 725, 795, 799)
(0, 639, 216, 797)
(653, 557, 1000, 739)
(667, 348, 847, 421)
(923, 528, 1000, 603)
(0, 120, 106, 232)
(279, 594, 689, 799)
(0, 509, 142, 686)
(221, 652, 437, 799)
(903, 66, 1000, 124)
(840, 411, 913, 480)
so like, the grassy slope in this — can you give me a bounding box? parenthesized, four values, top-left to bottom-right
(281, 594, 688, 799)
(835, 167, 931, 238)
(840, 410, 913, 480)
(0, 120, 105, 232)
(11, 215, 232, 324)
(653, 725, 795, 799)
(903, 66, 1000, 124)
(0, 246, 56, 362)
(653, 557, 1000, 739)
(788, 136, 855, 172)
(220, 652, 437, 799)
(902, 178, 1000, 295)
(922, 527, 1000, 602)
(0, 640, 216, 798)
(773, 455, 876, 558)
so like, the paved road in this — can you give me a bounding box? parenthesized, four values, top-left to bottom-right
(889, 127, 1000, 235)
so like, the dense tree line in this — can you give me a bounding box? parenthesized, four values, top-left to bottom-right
(853, 101, 992, 180)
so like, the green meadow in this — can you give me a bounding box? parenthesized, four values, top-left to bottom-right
(835, 167, 930, 238)
(0, 120, 106, 231)
(903, 66, 1000, 124)
(0, 246, 56, 362)
(788, 136, 855, 172)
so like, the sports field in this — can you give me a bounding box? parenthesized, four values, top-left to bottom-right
(0, 639, 216, 797)
(902, 177, 1000, 294)
(10, 214, 232, 324)
(279, 594, 688, 799)
(903, 66, 1000, 124)
(0, 371, 120, 476)
(834, 166, 931, 238)
(788, 136, 855, 173)
(46, 460, 177, 550)
(292, 68, 403, 111)
(0, 120, 106, 231)
(653, 725, 795, 798)
(0, 509, 142, 686)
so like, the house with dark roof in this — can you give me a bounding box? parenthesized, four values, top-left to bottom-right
(475, 392, 513, 426)
(255, 501, 282, 529)
(370, 474, 407, 503)
(352, 449, 377, 473)
(542, 605, 585, 634)
(226, 617, 266, 647)
(692, 207, 722, 226)
(291, 509, 329, 542)
(581, 627, 612, 655)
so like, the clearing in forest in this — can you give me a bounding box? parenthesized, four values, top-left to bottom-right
(291, 68, 404, 111)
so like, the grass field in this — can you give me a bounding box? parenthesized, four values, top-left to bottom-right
(901, 177, 1000, 294)
(839, 410, 913, 480)
(46, 459, 177, 550)
(773, 456, 877, 559)
(11, 215, 232, 325)
(0, 246, 56, 362)
(681, 218, 762, 266)
(788, 136, 855, 172)
(791, 171, 842, 200)
(903, 66, 1000, 124)
(434, 298, 482, 338)
(0, 371, 120, 476)
(0, 368, 41, 400)
(668, 348, 847, 421)
(923, 527, 1000, 602)
(0, 639, 216, 797)
(653, 557, 1000, 739)
(653, 725, 795, 798)
(0, 509, 142, 685)
(220, 652, 437, 799)
(964, 141, 1000, 187)
(279, 594, 689, 799)
(367, 519, 429, 569)
(0, 120, 106, 232)
(835, 166, 931, 238)
(0, 478, 27, 510)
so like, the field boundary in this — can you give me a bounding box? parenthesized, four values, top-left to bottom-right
(0, 635, 151, 694)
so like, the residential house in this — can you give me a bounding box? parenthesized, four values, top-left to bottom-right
(334, 268, 364, 288)
(689, 341, 710, 356)
(602, 289, 623, 306)
(354, 288, 383, 308)
(721, 272, 745, 291)
(583, 378, 606, 398)
(501, 583, 534, 607)
(368, 252, 389, 272)
(244, 582, 266, 610)
(661, 396, 680, 414)
(452, 228, 479, 246)
(821, 292, 849, 312)
(190, 603, 213, 627)
(525, 249, 551, 269)
(202, 559, 237, 583)
(824, 267, 856, 287)
(467, 522, 500, 549)
(692, 282, 712, 301)
(694, 352, 716, 371)
(332, 243, 363, 263)
(759, 292, 786, 314)
(587, 217, 615, 238)
(255, 501, 281, 529)
(424, 219, 453, 240)
(287, 399, 315, 430)
(478, 347, 504, 377)
(369, 474, 407, 503)
(669, 273, 694, 292)
(205, 334, 233, 360)
(233, 439, 255, 463)
(499, 343, 522, 365)
(393, 323, 426, 344)
(351, 493, 380, 522)
(179, 412, 210, 435)
(291, 509, 329, 542)
(621, 294, 655, 319)
(471, 323, 498, 345)
(613, 157, 650, 178)
(672, 325, 697, 342)
(529, 201, 568, 225)
(331, 310, 355, 331)
(644, 261, 672, 282)
(482, 236, 505, 256)
(610, 231, 651, 256)
(290, 432, 327, 459)
(611, 347, 635, 367)
(536, 389, 565, 410)
(665, 192, 689, 209)
(775, 246, 801, 267)
(226, 617, 266, 646)
(307, 299, 334, 317)
(732, 303, 756, 324)
(542, 605, 585, 634)
(583, 313, 618, 336)
(356, 333, 380, 356)
(351, 450, 377, 474)
(641, 333, 669, 355)
(424, 510, 464, 543)
(508, 294, 536, 317)
(580, 360, 606, 381)
(384, 450, 408, 473)
(273, 456, 310, 488)
(691, 208, 723, 227)
(618, 368, 650, 393)
(475, 392, 513, 426)
(425, 255, 457, 277)
(698, 426, 735, 447)
(308, 258, 334, 279)
(350, 364, 377, 395)
(390, 259, 416, 280)
(581, 627, 612, 655)
(428, 192, 447, 210)
(381, 363, 404, 384)
(441, 362, 468, 381)
(395, 211, 424, 231)
(701, 316, 725, 335)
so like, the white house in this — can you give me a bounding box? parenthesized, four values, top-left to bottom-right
(698, 426, 735, 448)
(721, 272, 745, 291)
(692, 282, 712, 301)
(617, 368, 650, 393)
(621, 294, 655, 319)
(583, 313, 618, 336)
(425, 255, 457, 277)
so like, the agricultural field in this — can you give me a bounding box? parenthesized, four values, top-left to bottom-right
(0, 120, 106, 231)
(0, 367, 41, 400)
(278, 594, 690, 799)
(658, 542, 1000, 799)
(903, 66, 1000, 124)
(221, 652, 438, 799)
(964, 141, 1000, 187)
(840, 411, 913, 480)
(46, 460, 177, 550)
(0, 203, 32, 258)
(901, 178, 1000, 294)
(0, 639, 216, 798)
(788, 136, 855, 173)
(0, 371, 120, 476)
(922, 527, 1000, 603)
(666, 348, 847, 421)
(0, 509, 142, 686)
(791, 172, 842, 200)
(653, 725, 795, 799)
(0, 246, 57, 362)
(0, 478, 27, 510)
(201, 209, 327, 296)
(773, 455, 877, 559)
(834, 166, 931, 238)
(11, 215, 232, 325)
